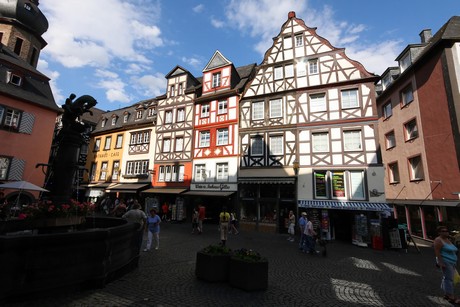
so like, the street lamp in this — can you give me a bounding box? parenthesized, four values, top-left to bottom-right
(293, 160, 300, 225)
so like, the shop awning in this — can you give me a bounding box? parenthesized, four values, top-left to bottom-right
(390, 199, 460, 207)
(238, 177, 295, 184)
(182, 191, 235, 197)
(142, 188, 187, 194)
(298, 200, 393, 211)
(105, 183, 150, 193)
(87, 182, 113, 188)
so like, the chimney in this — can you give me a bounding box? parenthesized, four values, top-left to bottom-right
(288, 11, 296, 19)
(419, 29, 432, 43)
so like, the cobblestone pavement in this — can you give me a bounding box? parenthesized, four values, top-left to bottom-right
(3, 222, 455, 307)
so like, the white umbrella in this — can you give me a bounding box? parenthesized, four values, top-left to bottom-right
(0, 180, 49, 192)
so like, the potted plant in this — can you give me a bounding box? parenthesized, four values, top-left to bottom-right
(195, 244, 232, 282)
(229, 248, 268, 291)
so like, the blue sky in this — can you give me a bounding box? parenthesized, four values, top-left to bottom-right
(37, 0, 459, 112)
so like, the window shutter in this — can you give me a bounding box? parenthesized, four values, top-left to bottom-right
(19, 112, 34, 134)
(8, 158, 25, 180)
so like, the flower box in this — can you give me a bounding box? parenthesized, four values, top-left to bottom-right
(195, 245, 232, 282)
(229, 257, 268, 291)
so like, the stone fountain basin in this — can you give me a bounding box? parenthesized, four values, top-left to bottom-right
(0, 217, 141, 299)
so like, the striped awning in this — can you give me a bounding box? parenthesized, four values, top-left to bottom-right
(298, 200, 393, 212)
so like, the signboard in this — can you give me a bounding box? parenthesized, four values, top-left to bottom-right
(389, 229, 402, 248)
(331, 171, 345, 197)
(190, 183, 237, 191)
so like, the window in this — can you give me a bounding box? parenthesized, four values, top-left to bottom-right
(195, 164, 206, 181)
(126, 160, 149, 176)
(29, 47, 38, 66)
(385, 131, 396, 149)
(199, 131, 210, 147)
(343, 130, 362, 151)
(216, 163, 229, 181)
(100, 162, 108, 181)
(401, 85, 414, 106)
(178, 83, 184, 95)
(251, 136, 263, 156)
(94, 138, 101, 151)
(269, 99, 282, 118)
(148, 108, 156, 117)
(252, 101, 264, 120)
(331, 171, 346, 198)
(136, 110, 143, 120)
(89, 162, 97, 181)
(409, 155, 424, 181)
(314, 171, 327, 198)
(217, 128, 229, 145)
(165, 110, 173, 123)
(1, 107, 21, 130)
(175, 137, 183, 151)
(349, 171, 365, 200)
(143, 131, 150, 143)
(165, 166, 172, 181)
(177, 108, 185, 122)
(104, 136, 112, 150)
(400, 53, 411, 72)
(295, 34, 303, 47)
(9, 73, 22, 86)
(111, 117, 117, 125)
(201, 104, 210, 117)
(14, 38, 23, 55)
(162, 138, 171, 152)
(274, 66, 283, 80)
(0, 156, 10, 180)
(178, 165, 185, 182)
(285, 64, 294, 78)
(283, 36, 292, 49)
(310, 93, 327, 113)
(158, 166, 165, 181)
(296, 61, 307, 77)
(383, 101, 392, 119)
(112, 161, 120, 181)
(130, 131, 150, 145)
(101, 118, 107, 128)
(269, 135, 283, 155)
(309, 59, 318, 74)
(170, 84, 175, 97)
(115, 134, 123, 148)
(382, 74, 392, 90)
(404, 118, 418, 141)
(388, 162, 400, 183)
(123, 114, 129, 123)
(312, 132, 329, 152)
(341, 89, 359, 109)
(212, 72, 221, 88)
(218, 100, 228, 114)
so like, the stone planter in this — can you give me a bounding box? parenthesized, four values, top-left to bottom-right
(195, 251, 231, 282)
(229, 258, 268, 291)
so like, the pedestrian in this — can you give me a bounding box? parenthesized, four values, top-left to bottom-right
(230, 212, 239, 235)
(192, 207, 199, 234)
(144, 208, 161, 252)
(198, 204, 206, 234)
(161, 202, 169, 221)
(298, 212, 307, 250)
(219, 207, 230, 246)
(111, 199, 126, 217)
(434, 225, 460, 304)
(304, 218, 319, 254)
(122, 203, 147, 251)
(287, 210, 296, 242)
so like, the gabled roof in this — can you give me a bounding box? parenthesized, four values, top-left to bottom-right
(202, 50, 232, 72)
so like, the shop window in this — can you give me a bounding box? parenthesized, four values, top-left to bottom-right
(314, 171, 328, 198)
(349, 171, 365, 200)
(260, 184, 277, 198)
(331, 171, 346, 199)
(408, 206, 422, 237)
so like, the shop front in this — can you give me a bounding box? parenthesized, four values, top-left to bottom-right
(238, 177, 296, 233)
(141, 188, 187, 221)
(298, 200, 393, 247)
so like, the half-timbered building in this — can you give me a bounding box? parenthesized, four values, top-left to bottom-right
(239, 12, 390, 243)
(143, 66, 199, 221)
(183, 51, 256, 219)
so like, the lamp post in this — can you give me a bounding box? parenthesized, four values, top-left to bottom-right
(293, 160, 300, 220)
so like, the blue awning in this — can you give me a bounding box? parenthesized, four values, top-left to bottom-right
(298, 200, 393, 212)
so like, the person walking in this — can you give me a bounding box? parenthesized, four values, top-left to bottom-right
(304, 218, 319, 254)
(197, 204, 206, 234)
(219, 207, 230, 246)
(191, 207, 199, 234)
(434, 226, 460, 304)
(287, 210, 296, 242)
(298, 212, 307, 250)
(144, 208, 161, 252)
(122, 203, 147, 251)
(230, 212, 239, 235)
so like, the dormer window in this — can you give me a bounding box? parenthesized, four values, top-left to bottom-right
(212, 72, 221, 88)
(111, 117, 117, 125)
(136, 110, 143, 120)
(170, 84, 175, 97)
(382, 74, 392, 90)
(178, 83, 184, 95)
(101, 118, 107, 128)
(400, 53, 411, 72)
(123, 113, 129, 123)
(147, 107, 156, 117)
(7, 71, 22, 86)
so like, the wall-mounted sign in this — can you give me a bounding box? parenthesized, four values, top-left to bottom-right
(191, 183, 237, 191)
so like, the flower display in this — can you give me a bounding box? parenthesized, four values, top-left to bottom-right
(18, 199, 95, 220)
(201, 244, 232, 255)
(232, 248, 267, 263)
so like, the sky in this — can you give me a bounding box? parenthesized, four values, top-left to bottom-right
(37, 0, 459, 112)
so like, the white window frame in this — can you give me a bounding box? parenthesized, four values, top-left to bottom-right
(104, 136, 111, 150)
(165, 110, 173, 123)
(201, 104, 210, 118)
(177, 108, 185, 122)
(312, 132, 329, 152)
(349, 171, 365, 200)
(195, 164, 206, 181)
(165, 165, 172, 182)
(252, 101, 264, 120)
(343, 130, 362, 151)
(269, 135, 283, 155)
(212, 72, 221, 88)
(158, 166, 165, 182)
(285, 64, 294, 78)
(199, 131, 210, 147)
(111, 117, 117, 125)
(296, 60, 307, 77)
(217, 128, 229, 146)
(309, 59, 318, 74)
(341, 89, 359, 109)
(136, 110, 142, 120)
(115, 134, 123, 148)
(216, 163, 229, 181)
(295, 34, 303, 47)
(94, 138, 101, 151)
(100, 162, 108, 181)
(0, 156, 10, 180)
(404, 119, 418, 141)
(163, 138, 171, 152)
(309, 93, 327, 113)
(178, 165, 185, 182)
(170, 84, 175, 97)
(269, 99, 282, 118)
(274, 66, 283, 80)
(175, 137, 183, 151)
(218, 100, 228, 114)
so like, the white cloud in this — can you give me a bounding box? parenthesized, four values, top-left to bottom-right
(193, 4, 205, 13)
(181, 56, 202, 69)
(37, 59, 63, 106)
(211, 17, 224, 28)
(133, 73, 167, 97)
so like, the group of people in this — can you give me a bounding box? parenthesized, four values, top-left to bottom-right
(286, 210, 320, 254)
